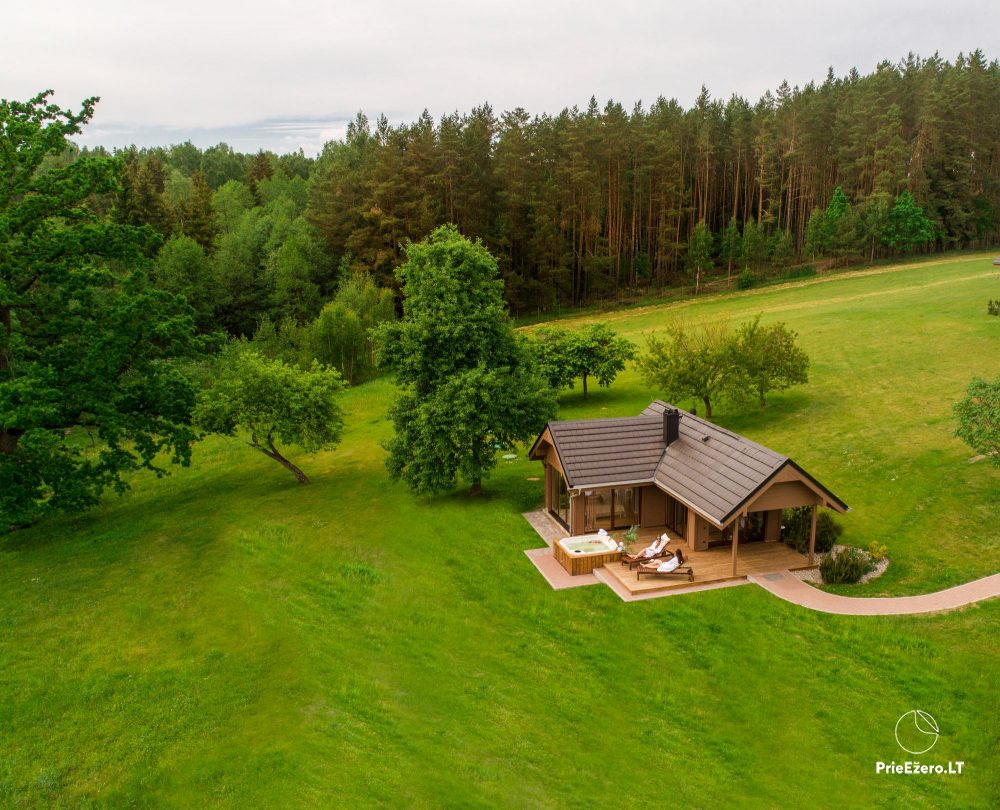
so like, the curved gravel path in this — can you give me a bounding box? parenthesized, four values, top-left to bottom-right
(749, 571, 1000, 616)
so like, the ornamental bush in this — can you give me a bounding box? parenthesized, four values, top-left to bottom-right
(820, 546, 873, 584)
(782, 507, 843, 554)
(867, 541, 889, 562)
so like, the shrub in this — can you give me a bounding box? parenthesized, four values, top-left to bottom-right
(820, 546, 873, 584)
(867, 541, 889, 562)
(988, 299, 1000, 316)
(782, 508, 843, 554)
(737, 268, 755, 290)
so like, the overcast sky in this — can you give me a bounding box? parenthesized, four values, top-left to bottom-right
(4, 0, 997, 155)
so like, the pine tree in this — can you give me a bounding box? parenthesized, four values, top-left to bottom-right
(182, 170, 215, 250)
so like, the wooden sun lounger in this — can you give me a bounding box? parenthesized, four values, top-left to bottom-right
(621, 534, 671, 569)
(636, 548, 695, 582)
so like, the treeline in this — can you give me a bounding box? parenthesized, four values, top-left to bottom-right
(92, 51, 1000, 321)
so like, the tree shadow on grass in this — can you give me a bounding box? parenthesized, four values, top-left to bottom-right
(0, 458, 369, 563)
(708, 390, 813, 434)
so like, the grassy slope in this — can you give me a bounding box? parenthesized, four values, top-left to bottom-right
(1, 255, 998, 808)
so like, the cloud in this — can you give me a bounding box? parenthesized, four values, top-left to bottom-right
(3, 0, 995, 154)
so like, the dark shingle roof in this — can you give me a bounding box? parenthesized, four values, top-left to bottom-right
(547, 415, 665, 487)
(642, 402, 787, 525)
(534, 400, 845, 527)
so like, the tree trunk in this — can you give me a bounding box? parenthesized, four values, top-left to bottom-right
(469, 478, 484, 496)
(582, 373, 588, 399)
(258, 439, 310, 484)
(0, 427, 23, 455)
(702, 397, 712, 419)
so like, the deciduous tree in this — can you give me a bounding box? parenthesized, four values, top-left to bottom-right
(0, 92, 201, 527)
(637, 320, 743, 419)
(375, 226, 556, 494)
(533, 323, 636, 398)
(194, 350, 345, 484)
(730, 316, 809, 407)
(954, 376, 999, 466)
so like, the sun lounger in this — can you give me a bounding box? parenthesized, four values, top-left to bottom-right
(636, 548, 694, 582)
(621, 533, 670, 569)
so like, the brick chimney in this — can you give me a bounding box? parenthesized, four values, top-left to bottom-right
(663, 407, 680, 446)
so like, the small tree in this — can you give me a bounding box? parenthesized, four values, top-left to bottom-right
(307, 302, 367, 384)
(637, 320, 743, 419)
(803, 208, 826, 260)
(720, 217, 742, 278)
(533, 323, 636, 398)
(860, 192, 891, 260)
(768, 229, 795, 270)
(327, 269, 395, 367)
(194, 350, 345, 484)
(375, 225, 556, 495)
(884, 191, 935, 254)
(954, 376, 1000, 466)
(825, 186, 850, 238)
(686, 220, 714, 293)
(730, 316, 810, 408)
(740, 220, 768, 271)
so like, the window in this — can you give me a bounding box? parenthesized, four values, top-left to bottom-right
(549, 467, 570, 528)
(557, 471, 569, 525)
(665, 494, 687, 535)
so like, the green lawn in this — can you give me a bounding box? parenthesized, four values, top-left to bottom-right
(1, 254, 998, 807)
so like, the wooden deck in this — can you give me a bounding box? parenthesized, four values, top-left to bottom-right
(599, 526, 815, 595)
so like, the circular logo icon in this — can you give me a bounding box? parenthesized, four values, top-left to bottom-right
(895, 710, 939, 754)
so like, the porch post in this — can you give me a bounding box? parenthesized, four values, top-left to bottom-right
(808, 504, 818, 565)
(731, 514, 741, 576)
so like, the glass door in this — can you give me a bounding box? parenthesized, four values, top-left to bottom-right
(611, 487, 640, 529)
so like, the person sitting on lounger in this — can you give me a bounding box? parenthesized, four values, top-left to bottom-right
(620, 534, 670, 567)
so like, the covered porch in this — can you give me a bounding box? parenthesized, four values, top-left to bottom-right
(598, 526, 815, 596)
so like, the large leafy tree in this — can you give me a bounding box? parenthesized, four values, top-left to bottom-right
(194, 349, 344, 484)
(0, 92, 201, 527)
(376, 225, 556, 495)
(533, 323, 636, 398)
(954, 376, 999, 466)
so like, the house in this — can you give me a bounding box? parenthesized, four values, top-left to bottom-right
(528, 401, 848, 573)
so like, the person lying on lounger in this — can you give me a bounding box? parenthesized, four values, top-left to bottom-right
(656, 556, 680, 573)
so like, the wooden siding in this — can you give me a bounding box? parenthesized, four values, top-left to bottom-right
(639, 485, 666, 527)
(748, 480, 820, 511)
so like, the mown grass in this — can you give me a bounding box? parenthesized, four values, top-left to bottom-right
(1, 254, 998, 807)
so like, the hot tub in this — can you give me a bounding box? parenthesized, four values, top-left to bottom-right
(553, 534, 621, 575)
